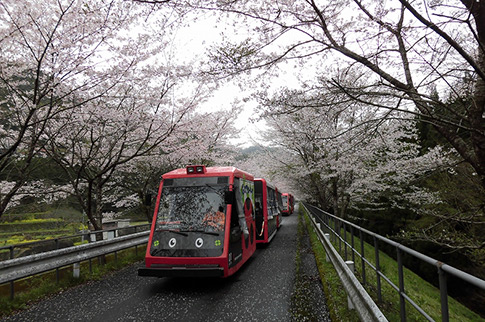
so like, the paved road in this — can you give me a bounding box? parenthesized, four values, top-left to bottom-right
(3, 214, 329, 322)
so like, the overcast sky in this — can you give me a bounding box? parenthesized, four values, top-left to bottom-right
(166, 11, 279, 147)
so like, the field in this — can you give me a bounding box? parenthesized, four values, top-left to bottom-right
(0, 208, 148, 260)
(0, 208, 86, 245)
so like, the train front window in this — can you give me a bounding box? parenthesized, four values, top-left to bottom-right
(282, 195, 288, 207)
(156, 177, 228, 232)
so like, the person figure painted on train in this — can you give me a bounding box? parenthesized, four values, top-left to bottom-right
(203, 206, 225, 230)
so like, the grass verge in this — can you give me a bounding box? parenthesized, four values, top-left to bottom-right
(302, 207, 360, 321)
(0, 246, 146, 318)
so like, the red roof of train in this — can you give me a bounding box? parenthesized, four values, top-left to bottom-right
(163, 165, 254, 180)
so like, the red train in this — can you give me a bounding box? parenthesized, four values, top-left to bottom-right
(254, 178, 281, 244)
(281, 193, 295, 216)
(138, 165, 292, 278)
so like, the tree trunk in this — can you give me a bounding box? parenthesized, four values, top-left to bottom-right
(140, 190, 153, 222)
(470, 51, 485, 188)
(468, 0, 485, 188)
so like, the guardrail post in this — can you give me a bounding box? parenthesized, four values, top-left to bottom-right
(338, 222, 342, 254)
(55, 238, 60, 283)
(438, 264, 449, 322)
(73, 262, 80, 278)
(344, 223, 348, 261)
(360, 230, 366, 286)
(324, 234, 330, 262)
(345, 260, 355, 310)
(9, 246, 14, 299)
(332, 218, 337, 243)
(374, 236, 382, 303)
(135, 226, 138, 256)
(346, 260, 355, 273)
(397, 247, 406, 321)
(10, 280, 14, 299)
(351, 226, 355, 264)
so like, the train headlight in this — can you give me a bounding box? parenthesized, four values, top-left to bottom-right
(186, 165, 206, 174)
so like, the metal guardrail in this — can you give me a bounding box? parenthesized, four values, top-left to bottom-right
(0, 230, 149, 298)
(0, 224, 151, 262)
(302, 202, 485, 322)
(302, 203, 388, 321)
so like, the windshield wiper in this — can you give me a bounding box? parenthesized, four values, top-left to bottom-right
(180, 229, 220, 236)
(155, 229, 188, 236)
(205, 183, 223, 193)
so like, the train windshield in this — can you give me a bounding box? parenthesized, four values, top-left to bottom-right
(156, 177, 228, 232)
(282, 195, 288, 207)
(150, 177, 229, 257)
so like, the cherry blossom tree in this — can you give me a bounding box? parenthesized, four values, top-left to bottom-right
(255, 83, 451, 219)
(146, 0, 485, 189)
(44, 90, 187, 230)
(0, 0, 210, 220)
(0, 0, 152, 216)
(107, 105, 241, 222)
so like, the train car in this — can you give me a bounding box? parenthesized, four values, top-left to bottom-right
(138, 165, 257, 278)
(254, 178, 281, 244)
(289, 194, 295, 214)
(281, 193, 294, 216)
(276, 188, 284, 223)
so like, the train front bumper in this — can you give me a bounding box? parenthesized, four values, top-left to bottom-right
(138, 265, 224, 278)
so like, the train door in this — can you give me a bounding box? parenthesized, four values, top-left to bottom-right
(228, 177, 255, 268)
(228, 196, 243, 268)
(254, 179, 264, 241)
(266, 186, 278, 237)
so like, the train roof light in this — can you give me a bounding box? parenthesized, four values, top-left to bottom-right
(186, 165, 206, 174)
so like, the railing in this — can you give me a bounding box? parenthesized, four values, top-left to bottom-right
(0, 223, 151, 262)
(0, 227, 150, 299)
(302, 202, 485, 322)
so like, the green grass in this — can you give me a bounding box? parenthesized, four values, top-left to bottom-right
(0, 210, 86, 246)
(0, 246, 146, 318)
(73, 240, 89, 246)
(0, 209, 143, 247)
(0, 227, 84, 246)
(301, 206, 484, 321)
(130, 221, 150, 226)
(1, 218, 63, 224)
(0, 212, 46, 222)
